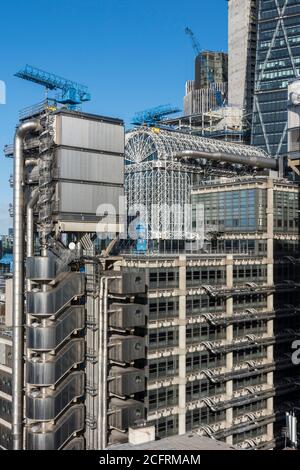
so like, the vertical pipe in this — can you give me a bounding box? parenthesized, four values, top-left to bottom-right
(12, 120, 41, 450)
(102, 278, 109, 449)
(97, 277, 104, 449)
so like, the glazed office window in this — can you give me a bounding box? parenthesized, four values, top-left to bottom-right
(149, 415, 179, 439)
(233, 425, 267, 445)
(233, 346, 267, 365)
(148, 385, 179, 411)
(186, 267, 225, 286)
(186, 324, 226, 344)
(148, 327, 179, 350)
(148, 268, 179, 289)
(186, 352, 226, 372)
(233, 293, 267, 310)
(233, 373, 267, 391)
(186, 380, 225, 402)
(186, 295, 225, 316)
(233, 400, 267, 418)
(233, 265, 267, 283)
(148, 297, 179, 321)
(148, 357, 179, 381)
(274, 191, 299, 232)
(233, 320, 268, 338)
(186, 408, 226, 431)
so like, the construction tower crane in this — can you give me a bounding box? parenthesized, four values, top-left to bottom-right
(15, 64, 91, 109)
(185, 27, 214, 84)
(132, 104, 181, 127)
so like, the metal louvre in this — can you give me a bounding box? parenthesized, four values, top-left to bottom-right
(26, 404, 85, 450)
(55, 114, 124, 154)
(26, 372, 85, 421)
(56, 181, 123, 216)
(26, 306, 85, 351)
(26, 339, 85, 386)
(56, 148, 124, 185)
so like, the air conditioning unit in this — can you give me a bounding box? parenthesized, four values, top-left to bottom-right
(109, 367, 145, 396)
(109, 336, 145, 363)
(109, 398, 144, 431)
(109, 303, 146, 329)
(107, 271, 146, 295)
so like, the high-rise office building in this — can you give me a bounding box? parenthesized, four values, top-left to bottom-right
(251, 0, 300, 157)
(184, 51, 228, 116)
(228, 0, 258, 119)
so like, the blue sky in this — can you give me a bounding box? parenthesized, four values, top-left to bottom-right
(0, 0, 228, 234)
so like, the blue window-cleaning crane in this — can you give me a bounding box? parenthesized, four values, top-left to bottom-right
(15, 65, 91, 109)
(132, 104, 181, 127)
(185, 27, 215, 85)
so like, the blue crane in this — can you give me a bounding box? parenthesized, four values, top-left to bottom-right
(132, 104, 181, 127)
(15, 65, 91, 108)
(185, 27, 215, 85)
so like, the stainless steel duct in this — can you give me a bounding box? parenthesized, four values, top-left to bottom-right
(174, 150, 278, 170)
(12, 120, 42, 450)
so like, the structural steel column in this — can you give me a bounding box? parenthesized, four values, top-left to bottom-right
(225, 255, 234, 445)
(266, 179, 274, 441)
(178, 255, 187, 435)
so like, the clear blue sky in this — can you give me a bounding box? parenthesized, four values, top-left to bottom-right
(0, 0, 228, 234)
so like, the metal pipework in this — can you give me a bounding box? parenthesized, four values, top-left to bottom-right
(12, 120, 42, 450)
(174, 150, 278, 170)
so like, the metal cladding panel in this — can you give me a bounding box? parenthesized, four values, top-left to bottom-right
(27, 273, 85, 317)
(56, 148, 124, 185)
(109, 367, 145, 396)
(26, 256, 57, 281)
(0, 343, 12, 368)
(109, 336, 145, 363)
(57, 182, 123, 215)
(109, 303, 146, 329)
(62, 437, 85, 450)
(0, 369, 12, 395)
(26, 339, 85, 386)
(27, 306, 85, 351)
(0, 396, 12, 422)
(0, 423, 12, 450)
(55, 114, 124, 154)
(26, 404, 84, 450)
(109, 399, 144, 431)
(108, 271, 146, 295)
(26, 372, 85, 421)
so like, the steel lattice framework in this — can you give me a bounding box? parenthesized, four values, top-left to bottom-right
(125, 127, 271, 239)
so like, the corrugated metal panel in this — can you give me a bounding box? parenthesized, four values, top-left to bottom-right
(57, 182, 123, 215)
(56, 148, 124, 185)
(55, 114, 124, 154)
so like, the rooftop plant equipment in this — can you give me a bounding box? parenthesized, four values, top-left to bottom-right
(132, 104, 181, 127)
(15, 65, 91, 109)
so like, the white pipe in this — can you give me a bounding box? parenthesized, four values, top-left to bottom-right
(12, 120, 42, 450)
